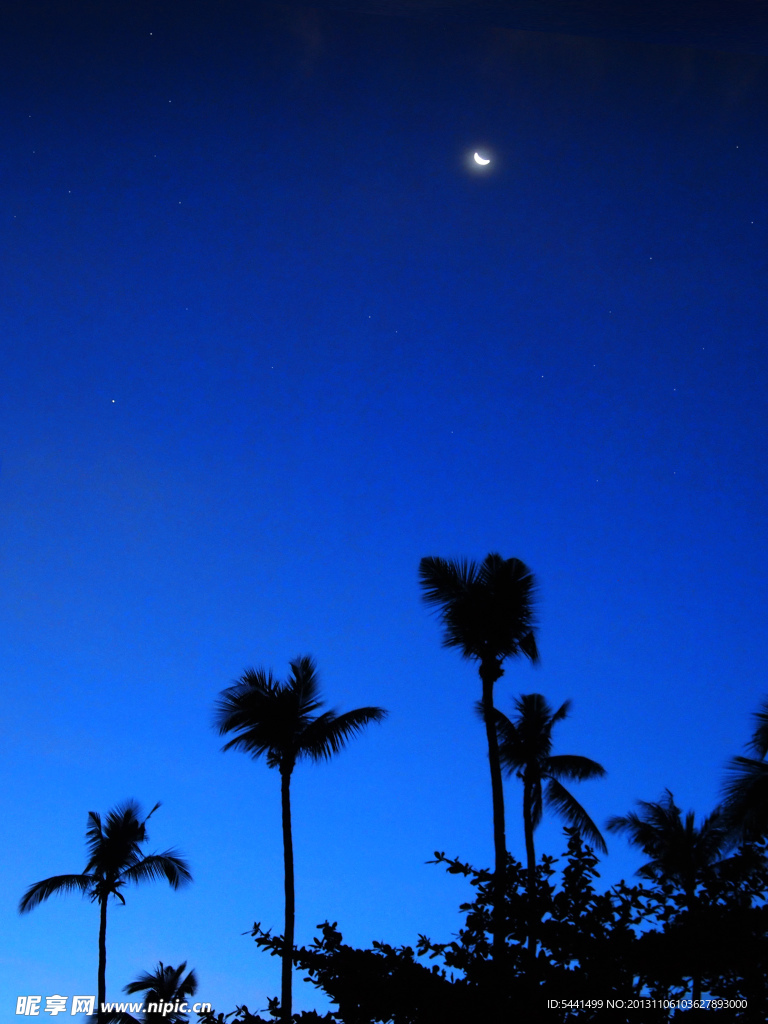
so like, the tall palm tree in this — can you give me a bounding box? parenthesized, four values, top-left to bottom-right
(125, 961, 198, 1024)
(419, 554, 538, 967)
(607, 790, 730, 1003)
(723, 697, 768, 841)
(19, 801, 192, 1024)
(214, 654, 386, 1023)
(494, 693, 606, 961)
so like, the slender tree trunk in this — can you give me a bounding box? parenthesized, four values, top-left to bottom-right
(688, 896, 702, 1009)
(522, 779, 537, 966)
(479, 660, 506, 1017)
(97, 895, 108, 1024)
(280, 767, 295, 1023)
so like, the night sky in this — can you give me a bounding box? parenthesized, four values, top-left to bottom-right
(3, 1, 768, 1017)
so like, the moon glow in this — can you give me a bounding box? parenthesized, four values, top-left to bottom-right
(473, 152, 490, 165)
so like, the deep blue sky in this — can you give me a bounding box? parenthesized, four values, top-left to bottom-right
(3, 1, 768, 1017)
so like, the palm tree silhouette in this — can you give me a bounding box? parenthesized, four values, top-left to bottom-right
(723, 697, 768, 841)
(124, 961, 198, 1023)
(607, 790, 730, 1003)
(19, 801, 192, 1024)
(214, 654, 386, 1023)
(419, 554, 538, 968)
(494, 693, 606, 962)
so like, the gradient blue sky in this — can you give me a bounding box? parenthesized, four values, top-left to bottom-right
(3, 1, 767, 1017)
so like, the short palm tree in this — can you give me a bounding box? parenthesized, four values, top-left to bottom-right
(19, 801, 192, 1024)
(214, 655, 386, 1023)
(494, 693, 606, 961)
(723, 697, 768, 841)
(607, 790, 730, 1003)
(125, 961, 198, 1024)
(419, 554, 538, 966)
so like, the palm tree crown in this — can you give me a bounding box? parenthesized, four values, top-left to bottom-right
(20, 800, 191, 912)
(215, 655, 386, 773)
(495, 694, 607, 854)
(419, 554, 539, 672)
(125, 961, 198, 1024)
(608, 790, 731, 901)
(214, 654, 386, 1023)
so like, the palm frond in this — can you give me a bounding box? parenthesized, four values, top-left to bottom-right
(84, 811, 104, 858)
(723, 755, 768, 839)
(546, 753, 606, 782)
(298, 706, 387, 762)
(695, 806, 735, 862)
(143, 802, 161, 826)
(606, 792, 681, 852)
(545, 778, 608, 853)
(418, 556, 476, 607)
(120, 851, 192, 889)
(125, 961, 198, 1001)
(19, 873, 92, 913)
(104, 800, 144, 837)
(550, 700, 572, 724)
(747, 698, 768, 759)
(123, 971, 159, 995)
(518, 630, 539, 663)
(215, 669, 289, 765)
(606, 808, 644, 838)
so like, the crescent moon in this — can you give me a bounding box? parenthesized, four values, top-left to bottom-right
(473, 152, 490, 165)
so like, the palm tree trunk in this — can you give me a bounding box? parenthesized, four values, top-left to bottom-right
(688, 897, 702, 1008)
(479, 664, 507, 983)
(522, 780, 537, 965)
(280, 767, 295, 1023)
(97, 895, 108, 1024)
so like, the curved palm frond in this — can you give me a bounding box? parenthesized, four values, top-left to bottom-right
(120, 852, 192, 889)
(607, 792, 681, 864)
(545, 778, 607, 853)
(546, 753, 607, 783)
(747, 698, 768, 759)
(85, 811, 104, 854)
(695, 807, 733, 864)
(297, 706, 387, 762)
(19, 873, 92, 913)
(723, 755, 768, 840)
(418, 556, 476, 608)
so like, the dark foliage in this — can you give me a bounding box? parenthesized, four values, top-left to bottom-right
(201, 828, 768, 1024)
